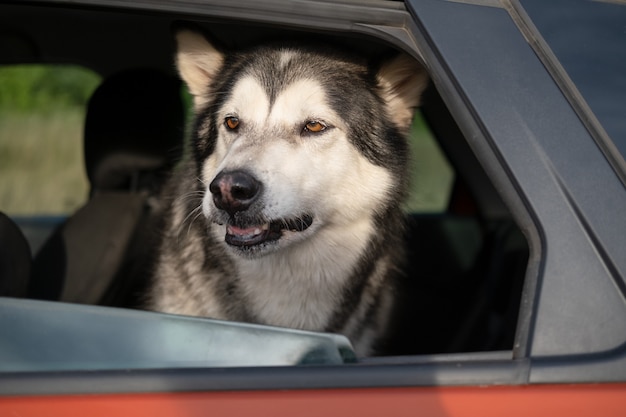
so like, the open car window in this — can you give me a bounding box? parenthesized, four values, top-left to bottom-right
(0, 0, 530, 377)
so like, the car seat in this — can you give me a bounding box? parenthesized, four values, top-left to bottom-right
(0, 212, 31, 298)
(29, 69, 185, 307)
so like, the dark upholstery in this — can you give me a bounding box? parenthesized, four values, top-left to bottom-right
(84, 69, 184, 191)
(0, 212, 31, 298)
(30, 69, 184, 305)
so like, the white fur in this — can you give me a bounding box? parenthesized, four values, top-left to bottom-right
(237, 218, 374, 330)
(278, 49, 297, 69)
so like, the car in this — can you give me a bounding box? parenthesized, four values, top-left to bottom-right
(1, 0, 626, 415)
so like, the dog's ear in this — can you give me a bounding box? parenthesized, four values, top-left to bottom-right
(174, 28, 224, 109)
(376, 54, 429, 133)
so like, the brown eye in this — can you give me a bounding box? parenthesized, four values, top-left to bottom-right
(304, 121, 326, 133)
(225, 116, 240, 130)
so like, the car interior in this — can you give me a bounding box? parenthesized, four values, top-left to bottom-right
(0, 3, 529, 359)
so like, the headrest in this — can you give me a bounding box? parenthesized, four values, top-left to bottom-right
(84, 69, 185, 190)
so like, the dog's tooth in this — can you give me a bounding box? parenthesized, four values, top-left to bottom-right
(254, 228, 261, 235)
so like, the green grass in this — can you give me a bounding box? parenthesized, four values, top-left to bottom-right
(0, 110, 89, 215)
(0, 65, 100, 111)
(405, 113, 454, 213)
(0, 65, 99, 216)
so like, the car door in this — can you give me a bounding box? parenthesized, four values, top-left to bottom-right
(1, 0, 626, 415)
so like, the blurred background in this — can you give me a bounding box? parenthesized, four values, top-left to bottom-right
(0, 65, 99, 215)
(0, 64, 452, 218)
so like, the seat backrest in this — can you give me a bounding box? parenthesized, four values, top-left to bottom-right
(83, 69, 185, 194)
(0, 212, 31, 298)
(29, 69, 184, 306)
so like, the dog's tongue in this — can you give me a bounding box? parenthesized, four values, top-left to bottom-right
(227, 224, 267, 237)
(224, 216, 313, 248)
(225, 223, 272, 247)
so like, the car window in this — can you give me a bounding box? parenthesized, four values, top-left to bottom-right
(0, 3, 529, 380)
(0, 64, 100, 251)
(521, 0, 626, 166)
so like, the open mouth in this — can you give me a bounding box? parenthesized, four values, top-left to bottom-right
(225, 214, 314, 247)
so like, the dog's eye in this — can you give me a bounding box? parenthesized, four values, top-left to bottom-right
(225, 117, 240, 130)
(303, 121, 326, 134)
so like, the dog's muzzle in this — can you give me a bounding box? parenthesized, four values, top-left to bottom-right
(209, 170, 313, 248)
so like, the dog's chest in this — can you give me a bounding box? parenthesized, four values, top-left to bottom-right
(228, 221, 374, 332)
(235, 257, 346, 331)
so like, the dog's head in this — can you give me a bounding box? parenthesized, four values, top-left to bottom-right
(175, 28, 428, 257)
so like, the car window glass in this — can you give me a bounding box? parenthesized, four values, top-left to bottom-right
(521, 0, 626, 164)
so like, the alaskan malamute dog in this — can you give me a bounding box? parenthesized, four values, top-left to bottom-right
(149, 28, 428, 356)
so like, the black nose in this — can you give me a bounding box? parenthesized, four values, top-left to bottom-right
(209, 170, 262, 216)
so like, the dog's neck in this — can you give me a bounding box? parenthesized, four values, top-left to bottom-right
(231, 217, 375, 332)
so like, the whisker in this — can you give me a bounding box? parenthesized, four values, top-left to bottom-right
(173, 187, 207, 240)
(184, 204, 205, 238)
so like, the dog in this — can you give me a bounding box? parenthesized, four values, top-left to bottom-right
(148, 28, 428, 356)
